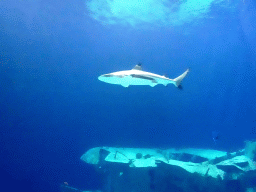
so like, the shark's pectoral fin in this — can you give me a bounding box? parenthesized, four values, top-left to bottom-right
(121, 83, 129, 87)
(150, 80, 157, 87)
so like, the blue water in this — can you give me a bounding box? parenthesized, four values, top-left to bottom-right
(0, 0, 256, 191)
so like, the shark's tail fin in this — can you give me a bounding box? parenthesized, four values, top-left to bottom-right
(173, 69, 189, 89)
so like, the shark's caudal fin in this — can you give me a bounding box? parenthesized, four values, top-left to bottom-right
(173, 69, 189, 89)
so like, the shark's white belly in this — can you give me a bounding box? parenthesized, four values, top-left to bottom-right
(122, 76, 156, 87)
(100, 75, 172, 87)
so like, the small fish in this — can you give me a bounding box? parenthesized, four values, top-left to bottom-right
(212, 131, 220, 145)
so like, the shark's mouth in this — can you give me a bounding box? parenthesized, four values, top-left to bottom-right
(102, 74, 114, 77)
(103, 74, 126, 78)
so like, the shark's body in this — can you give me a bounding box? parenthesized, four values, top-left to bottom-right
(98, 64, 189, 88)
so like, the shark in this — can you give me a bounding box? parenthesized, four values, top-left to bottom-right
(98, 63, 189, 88)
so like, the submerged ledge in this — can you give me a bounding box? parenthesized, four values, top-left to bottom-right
(62, 141, 256, 192)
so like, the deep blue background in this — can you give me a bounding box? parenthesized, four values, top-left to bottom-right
(0, 0, 256, 191)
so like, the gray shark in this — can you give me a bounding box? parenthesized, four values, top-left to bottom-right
(98, 64, 189, 88)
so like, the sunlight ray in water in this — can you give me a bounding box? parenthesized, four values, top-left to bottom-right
(86, 0, 232, 27)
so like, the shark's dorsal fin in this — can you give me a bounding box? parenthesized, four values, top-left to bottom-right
(133, 63, 142, 70)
